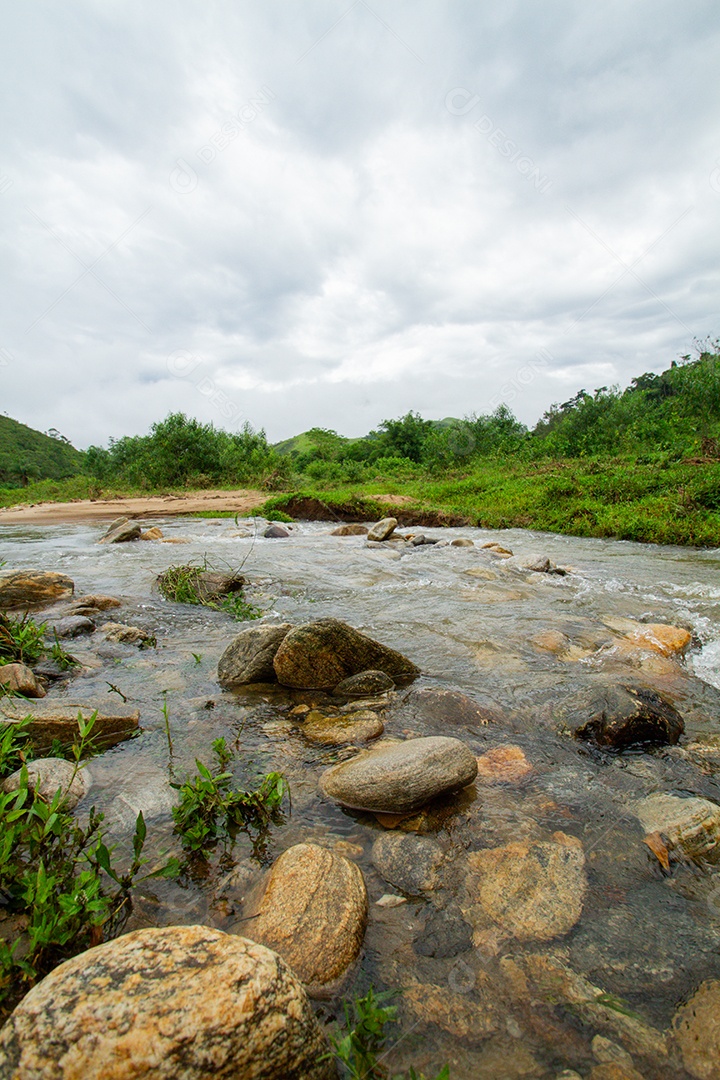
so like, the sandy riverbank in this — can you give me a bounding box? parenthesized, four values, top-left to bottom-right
(0, 489, 267, 524)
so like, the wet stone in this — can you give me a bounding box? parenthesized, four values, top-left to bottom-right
(52, 615, 95, 638)
(99, 517, 142, 543)
(634, 792, 720, 862)
(301, 709, 384, 745)
(398, 687, 499, 730)
(217, 623, 293, 685)
(331, 523, 368, 536)
(2, 757, 88, 810)
(0, 569, 74, 610)
(320, 735, 478, 814)
(475, 744, 533, 784)
(371, 833, 445, 895)
(367, 517, 398, 542)
(414, 905, 474, 958)
(273, 618, 418, 690)
(0, 926, 334, 1080)
(0, 662, 45, 698)
(570, 684, 685, 749)
(333, 669, 394, 697)
(102, 622, 154, 645)
(673, 978, 720, 1080)
(264, 524, 290, 538)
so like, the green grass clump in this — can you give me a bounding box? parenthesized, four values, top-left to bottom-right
(0, 614, 47, 667)
(156, 563, 262, 621)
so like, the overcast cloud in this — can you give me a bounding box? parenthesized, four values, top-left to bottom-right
(1, 1, 719, 447)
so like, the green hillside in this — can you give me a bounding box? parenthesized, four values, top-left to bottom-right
(0, 416, 84, 486)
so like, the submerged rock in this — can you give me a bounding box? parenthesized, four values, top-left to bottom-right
(218, 623, 293, 685)
(402, 977, 499, 1040)
(247, 843, 368, 994)
(0, 662, 45, 698)
(301, 709, 384, 745)
(65, 594, 121, 616)
(571, 684, 684, 749)
(101, 622, 154, 646)
(604, 616, 693, 657)
(273, 618, 418, 690)
(475, 745, 533, 784)
(398, 687, 499, 729)
(0, 926, 333, 1080)
(99, 517, 142, 544)
(0, 699, 139, 752)
(320, 735, 478, 814)
(264, 524, 290, 539)
(52, 615, 95, 638)
(634, 793, 720, 862)
(331, 523, 368, 536)
(450, 537, 474, 547)
(332, 669, 394, 697)
(0, 570, 74, 610)
(139, 526, 163, 540)
(465, 832, 587, 943)
(371, 832, 445, 894)
(192, 571, 246, 603)
(367, 517, 397, 542)
(673, 979, 720, 1080)
(2, 757, 87, 810)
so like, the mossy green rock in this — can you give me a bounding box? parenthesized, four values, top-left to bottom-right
(273, 618, 418, 690)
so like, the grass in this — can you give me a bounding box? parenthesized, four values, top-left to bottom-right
(157, 561, 263, 620)
(0, 614, 47, 667)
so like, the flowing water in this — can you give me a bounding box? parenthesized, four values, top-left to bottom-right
(2, 516, 720, 1078)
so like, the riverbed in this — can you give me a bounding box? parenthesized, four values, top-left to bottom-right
(2, 516, 720, 1078)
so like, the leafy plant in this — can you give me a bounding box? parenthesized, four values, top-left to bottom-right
(157, 560, 263, 622)
(211, 593, 263, 621)
(323, 988, 449, 1079)
(0, 613, 47, 666)
(171, 739, 286, 857)
(50, 632, 79, 671)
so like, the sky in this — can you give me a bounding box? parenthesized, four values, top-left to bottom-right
(1, 1, 719, 449)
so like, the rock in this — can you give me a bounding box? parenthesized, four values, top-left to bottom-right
(99, 517, 142, 543)
(402, 977, 499, 1040)
(191, 571, 246, 603)
(588, 1066, 646, 1080)
(52, 615, 95, 638)
(367, 517, 397, 542)
(331, 523, 369, 536)
(482, 542, 513, 554)
(414, 905, 474, 958)
(410, 534, 427, 546)
(139, 526, 163, 540)
(264, 524, 290, 539)
(65, 594, 121, 615)
(465, 832, 587, 942)
(101, 622, 154, 646)
(673, 979, 720, 1080)
(376, 893, 407, 908)
(571, 685, 684, 749)
(0, 699, 139, 753)
(0, 570, 74, 610)
(398, 687, 499, 729)
(475, 745, 533, 784)
(333, 670, 394, 697)
(0, 662, 46, 698)
(451, 538, 475, 547)
(591, 1035, 636, 1071)
(0, 925, 333, 1080)
(301, 709, 384, 745)
(320, 735, 478, 814)
(634, 793, 720, 862)
(273, 618, 419, 690)
(604, 616, 693, 657)
(2, 757, 87, 810)
(218, 623, 293, 685)
(371, 833, 445, 894)
(247, 843, 368, 994)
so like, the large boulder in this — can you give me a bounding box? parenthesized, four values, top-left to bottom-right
(247, 843, 368, 994)
(98, 517, 142, 544)
(273, 618, 418, 690)
(320, 735, 478, 814)
(2, 757, 87, 810)
(464, 832, 587, 943)
(218, 624, 293, 685)
(570, 685, 684, 749)
(0, 570, 74, 610)
(0, 662, 46, 698)
(367, 517, 397, 542)
(0, 699, 139, 753)
(0, 926, 333, 1080)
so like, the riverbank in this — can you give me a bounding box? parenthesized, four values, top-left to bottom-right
(0, 488, 267, 524)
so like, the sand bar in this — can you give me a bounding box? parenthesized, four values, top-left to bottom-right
(0, 489, 267, 525)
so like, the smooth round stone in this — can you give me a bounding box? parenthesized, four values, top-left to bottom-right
(247, 843, 368, 993)
(320, 735, 478, 814)
(0, 662, 45, 698)
(450, 538, 474, 547)
(332, 670, 394, 697)
(2, 757, 88, 810)
(301, 710, 384, 746)
(0, 926, 333, 1080)
(371, 832, 445, 894)
(217, 623, 292, 685)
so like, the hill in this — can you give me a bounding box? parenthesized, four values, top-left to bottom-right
(0, 416, 84, 486)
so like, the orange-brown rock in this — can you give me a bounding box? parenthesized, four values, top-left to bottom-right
(0, 662, 45, 698)
(0, 570, 74, 610)
(248, 843, 368, 994)
(0, 926, 333, 1080)
(475, 745, 532, 784)
(673, 979, 720, 1079)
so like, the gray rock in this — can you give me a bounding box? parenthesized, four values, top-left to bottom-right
(450, 538, 474, 547)
(0, 570, 74, 610)
(410, 534, 426, 546)
(0, 926, 334, 1080)
(193, 571, 246, 603)
(52, 615, 95, 638)
(333, 670, 394, 697)
(367, 517, 398, 542)
(320, 735, 478, 813)
(398, 687, 500, 730)
(264, 524, 290, 538)
(102, 622, 154, 646)
(99, 517, 142, 544)
(218, 623, 293, 685)
(2, 757, 88, 810)
(371, 833, 445, 894)
(414, 905, 474, 958)
(331, 524, 368, 536)
(571, 684, 685, 749)
(273, 618, 419, 690)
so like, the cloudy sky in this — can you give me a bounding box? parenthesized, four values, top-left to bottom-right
(1, 2, 719, 448)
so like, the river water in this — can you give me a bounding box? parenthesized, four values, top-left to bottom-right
(2, 516, 720, 1078)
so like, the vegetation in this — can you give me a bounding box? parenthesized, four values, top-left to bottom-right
(171, 739, 287, 862)
(156, 562, 263, 621)
(0, 716, 156, 1016)
(323, 987, 449, 1079)
(0, 613, 47, 667)
(0, 416, 83, 488)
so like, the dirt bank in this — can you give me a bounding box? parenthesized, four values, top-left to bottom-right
(0, 489, 267, 525)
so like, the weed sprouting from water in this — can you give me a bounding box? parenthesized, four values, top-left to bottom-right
(0, 614, 47, 666)
(157, 559, 263, 621)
